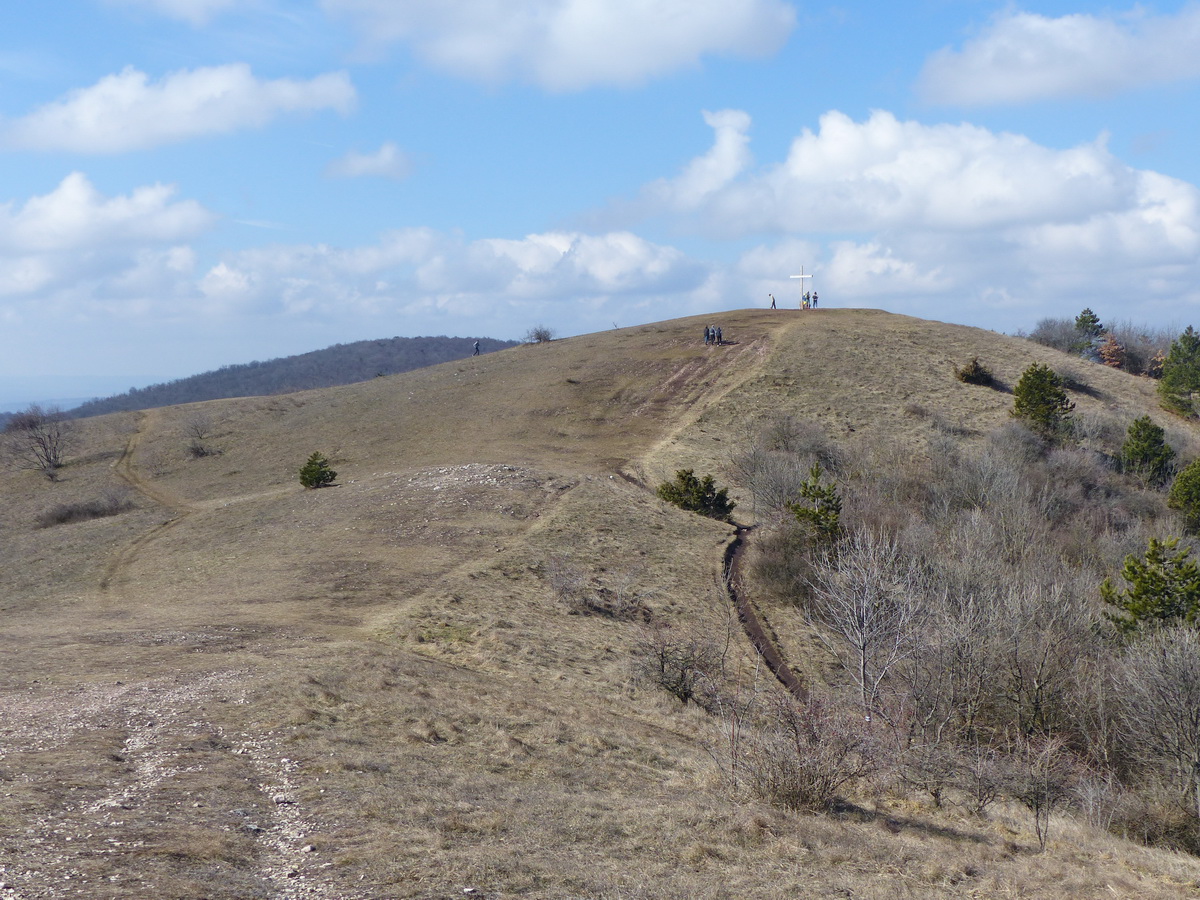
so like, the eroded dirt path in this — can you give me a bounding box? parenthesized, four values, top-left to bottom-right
(100, 411, 198, 595)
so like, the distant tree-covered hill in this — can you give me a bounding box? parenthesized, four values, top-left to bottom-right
(69, 335, 517, 418)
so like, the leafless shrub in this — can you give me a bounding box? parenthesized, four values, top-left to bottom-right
(730, 416, 841, 517)
(1075, 769, 1128, 831)
(1009, 735, 1081, 850)
(957, 745, 1017, 815)
(1026, 317, 1082, 353)
(730, 690, 883, 812)
(524, 324, 556, 343)
(752, 521, 819, 604)
(991, 582, 1098, 738)
(758, 414, 842, 469)
(1071, 410, 1124, 456)
(3, 404, 72, 480)
(545, 556, 653, 620)
(1105, 783, 1200, 854)
(36, 490, 135, 528)
(1118, 627, 1200, 820)
(183, 412, 221, 458)
(634, 620, 729, 709)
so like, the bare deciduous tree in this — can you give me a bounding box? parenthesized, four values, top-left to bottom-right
(183, 411, 219, 458)
(808, 530, 925, 723)
(3, 404, 72, 480)
(1010, 735, 1079, 850)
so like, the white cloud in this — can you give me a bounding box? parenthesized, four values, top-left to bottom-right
(321, 0, 795, 90)
(628, 108, 1200, 323)
(0, 173, 213, 304)
(197, 229, 706, 319)
(918, 6, 1200, 106)
(326, 142, 413, 180)
(2, 64, 356, 152)
(643, 108, 1173, 236)
(0, 172, 215, 255)
(644, 109, 753, 210)
(105, 0, 238, 26)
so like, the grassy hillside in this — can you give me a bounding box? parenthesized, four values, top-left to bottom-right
(3, 309, 1200, 899)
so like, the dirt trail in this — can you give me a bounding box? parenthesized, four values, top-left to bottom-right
(724, 526, 806, 698)
(618, 321, 809, 699)
(100, 410, 196, 594)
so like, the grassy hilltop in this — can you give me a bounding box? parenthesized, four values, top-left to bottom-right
(3, 308, 1200, 898)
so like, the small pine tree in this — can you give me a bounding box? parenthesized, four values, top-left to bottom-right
(1158, 325, 1200, 416)
(954, 357, 995, 386)
(1101, 536, 1200, 632)
(786, 462, 842, 544)
(656, 468, 735, 522)
(1074, 308, 1104, 339)
(1169, 458, 1200, 532)
(299, 451, 337, 489)
(1121, 415, 1175, 487)
(1012, 363, 1074, 441)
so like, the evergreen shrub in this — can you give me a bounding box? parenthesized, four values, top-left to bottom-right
(299, 451, 337, 489)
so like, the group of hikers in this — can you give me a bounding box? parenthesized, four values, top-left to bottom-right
(768, 292, 819, 310)
(704, 324, 724, 346)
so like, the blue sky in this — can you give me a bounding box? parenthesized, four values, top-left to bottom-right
(4, 0, 1200, 406)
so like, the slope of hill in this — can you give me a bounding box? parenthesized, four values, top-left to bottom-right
(3, 309, 1200, 899)
(67, 335, 518, 418)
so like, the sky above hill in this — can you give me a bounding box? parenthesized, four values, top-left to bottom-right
(4, 0, 1200, 404)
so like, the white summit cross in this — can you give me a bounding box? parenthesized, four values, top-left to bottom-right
(790, 267, 812, 308)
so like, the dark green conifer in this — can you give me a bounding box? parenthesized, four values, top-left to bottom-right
(656, 469, 734, 522)
(1074, 308, 1104, 339)
(1169, 458, 1200, 533)
(1012, 363, 1074, 441)
(1158, 326, 1200, 416)
(1121, 415, 1175, 487)
(786, 463, 842, 544)
(1101, 537, 1200, 632)
(299, 451, 337, 489)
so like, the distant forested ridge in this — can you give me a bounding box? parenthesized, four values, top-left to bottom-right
(69, 336, 517, 418)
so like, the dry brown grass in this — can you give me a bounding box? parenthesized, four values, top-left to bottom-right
(3, 309, 1200, 898)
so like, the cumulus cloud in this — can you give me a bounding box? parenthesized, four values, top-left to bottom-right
(2, 64, 356, 152)
(628, 107, 1200, 322)
(198, 228, 706, 319)
(104, 0, 238, 26)
(642, 108, 1186, 237)
(326, 142, 413, 180)
(0, 172, 215, 256)
(918, 6, 1200, 106)
(0, 174, 212, 315)
(321, 0, 795, 90)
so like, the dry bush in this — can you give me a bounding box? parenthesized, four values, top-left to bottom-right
(727, 690, 884, 812)
(730, 416, 842, 517)
(183, 412, 221, 458)
(1106, 319, 1175, 377)
(544, 555, 653, 620)
(1117, 628, 1200, 820)
(1009, 735, 1082, 850)
(752, 520, 819, 604)
(1105, 783, 1200, 854)
(1026, 317, 1083, 353)
(36, 490, 135, 528)
(634, 620, 729, 709)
